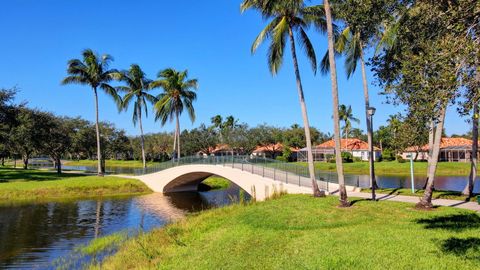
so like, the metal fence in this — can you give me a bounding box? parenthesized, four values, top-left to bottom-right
(133, 155, 357, 191)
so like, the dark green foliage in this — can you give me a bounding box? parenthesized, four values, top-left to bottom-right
(382, 149, 395, 161)
(396, 155, 405, 163)
(341, 152, 353, 163)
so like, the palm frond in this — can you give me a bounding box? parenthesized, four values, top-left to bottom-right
(298, 27, 317, 74)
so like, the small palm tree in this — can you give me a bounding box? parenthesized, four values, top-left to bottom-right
(118, 64, 158, 168)
(241, 0, 325, 197)
(151, 68, 198, 159)
(61, 49, 121, 176)
(338, 104, 360, 141)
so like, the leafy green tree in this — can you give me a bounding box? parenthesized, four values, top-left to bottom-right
(241, 0, 324, 197)
(9, 109, 54, 169)
(61, 49, 121, 176)
(181, 124, 218, 156)
(373, 2, 463, 208)
(0, 87, 20, 165)
(118, 64, 158, 168)
(151, 68, 198, 159)
(43, 116, 73, 174)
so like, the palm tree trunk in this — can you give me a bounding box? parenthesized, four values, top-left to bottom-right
(464, 103, 478, 197)
(93, 87, 103, 176)
(325, 0, 348, 206)
(288, 25, 323, 197)
(176, 110, 181, 159)
(138, 108, 147, 169)
(360, 46, 378, 189)
(417, 104, 447, 209)
(172, 127, 177, 160)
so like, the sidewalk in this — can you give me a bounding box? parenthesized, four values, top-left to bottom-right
(347, 191, 480, 212)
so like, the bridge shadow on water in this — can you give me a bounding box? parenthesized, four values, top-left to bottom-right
(415, 213, 480, 260)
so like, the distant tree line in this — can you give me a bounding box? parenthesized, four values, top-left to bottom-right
(0, 89, 334, 172)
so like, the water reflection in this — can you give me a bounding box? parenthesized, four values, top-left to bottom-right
(0, 185, 244, 269)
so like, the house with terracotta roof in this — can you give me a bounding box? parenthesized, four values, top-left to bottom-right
(196, 144, 242, 156)
(401, 137, 477, 162)
(297, 138, 381, 162)
(251, 143, 299, 159)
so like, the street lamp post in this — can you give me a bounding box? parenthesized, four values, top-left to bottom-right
(367, 106, 376, 201)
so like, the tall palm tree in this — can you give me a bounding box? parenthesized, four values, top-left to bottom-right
(324, 0, 349, 206)
(61, 49, 121, 176)
(151, 68, 198, 160)
(338, 104, 359, 141)
(241, 0, 324, 197)
(118, 64, 158, 168)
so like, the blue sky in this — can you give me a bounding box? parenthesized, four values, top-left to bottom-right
(0, 0, 469, 136)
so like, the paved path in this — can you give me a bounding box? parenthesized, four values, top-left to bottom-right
(345, 191, 480, 212)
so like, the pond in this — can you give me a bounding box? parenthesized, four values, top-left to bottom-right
(345, 174, 480, 193)
(0, 184, 246, 269)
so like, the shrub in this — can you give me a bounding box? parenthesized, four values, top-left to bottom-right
(328, 159, 336, 163)
(341, 152, 353, 163)
(382, 149, 396, 161)
(275, 156, 288, 162)
(353, 157, 362, 162)
(397, 155, 406, 163)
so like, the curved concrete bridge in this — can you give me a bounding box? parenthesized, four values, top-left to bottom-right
(133, 156, 358, 201)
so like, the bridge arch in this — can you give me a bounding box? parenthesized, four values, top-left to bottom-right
(135, 164, 314, 201)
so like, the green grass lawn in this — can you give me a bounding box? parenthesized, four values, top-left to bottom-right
(0, 167, 151, 205)
(96, 195, 480, 270)
(200, 176, 231, 190)
(63, 159, 156, 168)
(296, 161, 474, 176)
(361, 188, 478, 202)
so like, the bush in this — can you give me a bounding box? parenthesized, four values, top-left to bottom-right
(328, 159, 336, 163)
(353, 157, 362, 162)
(396, 155, 406, 163)
(382, 149, 396, 161)
(341, 152, 353, 163)
(275, 156, 288, 162)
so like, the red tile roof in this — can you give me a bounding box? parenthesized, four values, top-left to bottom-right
(316, 138, 380, 151)
(253, 143, 299, 153)
(404, 137, 474, 152)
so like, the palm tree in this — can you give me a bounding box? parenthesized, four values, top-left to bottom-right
(61, 49, 121, 176)
(241, 0, 324, 197)
(211, 115, 223, 142)
(150, 68, 198, 160)
(117, 64, 158, 168)
(324, 0, 349, 206)
(338, 104, 359, 141)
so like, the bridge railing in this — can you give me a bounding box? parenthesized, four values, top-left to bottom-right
(134, 155, 347, 191)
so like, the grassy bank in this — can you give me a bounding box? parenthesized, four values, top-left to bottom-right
(296, 161, 474, 176)
(97, 195, 480, 269)
(0, 168, 151, 205)
(63, 159, 156, 168)
(361, 188, 478, 202)
(200, 176, 231, 190)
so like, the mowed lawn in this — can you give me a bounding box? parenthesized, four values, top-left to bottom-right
(97, 195, 480, 270)
(296, 161, 475, 176)
(0, 167, 151, 205)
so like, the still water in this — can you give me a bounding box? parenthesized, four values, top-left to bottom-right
(349, 174, 480, 193)
(0, 185, 245, 269)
